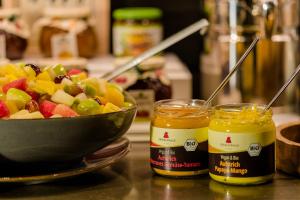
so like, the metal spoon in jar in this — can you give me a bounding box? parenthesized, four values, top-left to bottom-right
(264, 63, 300, 112)
(102, 19, 209, 81)
(204, 37, 260, 106)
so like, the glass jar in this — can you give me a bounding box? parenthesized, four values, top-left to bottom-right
(113, 7, 162, 57)
(150, 99, 210, 177)
(35, 6, 97, 58)
(208, 103, 276, 185)
(0, 8, 29, 60)
(113, 56, 171, 120)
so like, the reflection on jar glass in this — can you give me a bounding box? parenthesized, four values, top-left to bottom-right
(209, 180, 275, 200)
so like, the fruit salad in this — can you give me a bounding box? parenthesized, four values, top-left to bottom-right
(0, 63, 133, 119)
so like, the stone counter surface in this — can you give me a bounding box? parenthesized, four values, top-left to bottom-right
(0, 142, 299, 200)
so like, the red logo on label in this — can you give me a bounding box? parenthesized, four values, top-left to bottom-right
(163, 132, 169, 139)
(226, 137, 232, 144)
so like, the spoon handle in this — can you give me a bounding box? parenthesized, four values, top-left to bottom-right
(102, 19, 209, 81)
(205, 37, 260, 105)
(265, 63, 300, 111)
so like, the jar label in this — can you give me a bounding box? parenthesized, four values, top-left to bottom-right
(129, 89, 155, 119)
(150, 126, 208, 171)
(113, 26, 162, 56)
(51, 33, 78, 58)
(208, 130, 275, 177)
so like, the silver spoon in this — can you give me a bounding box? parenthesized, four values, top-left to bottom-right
(102, 19, 209, 81)
(204, 37, 260, 106)
(264, 63, 300, 112)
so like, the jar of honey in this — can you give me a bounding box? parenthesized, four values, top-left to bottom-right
(208, 104, 275, 185)
(150, 99, 210, 177)
(113, 7, 162, 57)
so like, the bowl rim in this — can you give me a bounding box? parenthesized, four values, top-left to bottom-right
(0, 92, 137, 122)
(276, 121, 300, 147)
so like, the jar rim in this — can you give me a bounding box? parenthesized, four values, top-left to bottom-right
(213, 103, 270, 112)
(211, 103, 273, 122)
(154, 99, 210, 117)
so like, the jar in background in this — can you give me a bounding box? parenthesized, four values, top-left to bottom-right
(208, 104, 275, 185)
(113, 56, 171, 120)
(113, 7, 162, 57)
(0, 8, 29, 60)
(150, 99, 210, 177)
(35, 4, 97, 58)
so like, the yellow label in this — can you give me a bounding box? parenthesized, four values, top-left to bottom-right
(151, 127, 208, 148)
(208, 130, 275, 153)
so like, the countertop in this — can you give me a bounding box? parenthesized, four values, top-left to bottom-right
(0, 142, 300, 200)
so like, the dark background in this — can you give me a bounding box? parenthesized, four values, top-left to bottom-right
(110, 0, 205, 98)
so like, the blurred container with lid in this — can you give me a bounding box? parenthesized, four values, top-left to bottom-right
(34, 0, 98, 58)
(113, 7, 163, 57)
(0, 6, 29, 60)
(112, 56, 171, 120)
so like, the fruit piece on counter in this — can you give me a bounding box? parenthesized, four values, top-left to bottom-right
(10, 110, 44, 119)
(32, 80, 56, 95)
(0, 101, 10, 118)
(68, 69, 82, 76)
(52, 104, 78, 117)
(37, 71, 52, 81)
(5, 100, 18, 114)
(76, 99, 102, 115)
(75, 93, 88, 101)
(2, 78, 27, 93)
(64, 84, 83, 96)
(39, 100, 57, 118)
(51, 90, 75, 106)
(105, 84, 124, 107)
(26, 91, 40, 101)
(103, 102, 121, 113)
(52, 64, 67, 76)
(25, 100, 40, 113)
(6, 88, 32, 109)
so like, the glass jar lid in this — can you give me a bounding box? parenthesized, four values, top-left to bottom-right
(113, 7, 162, 20)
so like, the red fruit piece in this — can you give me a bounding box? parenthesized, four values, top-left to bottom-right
(67, 69, 82, 76)
(3, 78, 27, 93)
(26, 91, 40, 101)
(0, 101, 9, 118)
(52, 104, 79, 117)
(39, 100, 57, 118)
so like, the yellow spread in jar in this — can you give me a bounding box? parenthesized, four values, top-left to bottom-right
(150, 99, 210, 177)
(208, 104, 275, 185)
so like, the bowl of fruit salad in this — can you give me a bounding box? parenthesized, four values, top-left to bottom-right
(0, 63, 136, 164)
